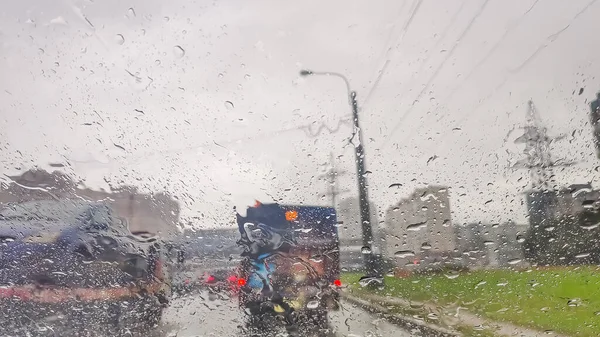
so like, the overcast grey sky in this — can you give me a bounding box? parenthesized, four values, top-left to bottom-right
(1, 0, 600, 228)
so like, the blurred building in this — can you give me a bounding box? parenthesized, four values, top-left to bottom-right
(0, 169, 181, 238)
(384, 186, 456, 268)
(525, 183, 600, 226)
(455, 221, 527, 269)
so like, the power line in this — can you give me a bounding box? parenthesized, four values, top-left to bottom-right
(362, 0, 424, 109)
(72, 115, 354, 169)
(381, 0, 492, 149)
(394, 0, 599, 160)
(395, 0, 469, 104)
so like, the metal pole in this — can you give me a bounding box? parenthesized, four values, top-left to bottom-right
(299, 70, 380, 279)
(329, 152, 337, 207)
(349, 91, 377, 278)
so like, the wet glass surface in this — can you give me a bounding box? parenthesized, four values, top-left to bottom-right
(1, 0, 600, 336)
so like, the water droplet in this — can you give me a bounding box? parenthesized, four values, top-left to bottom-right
(483, 240, 494, 246)
(164, 16, 170, 22)
(444, 271, 460, 279)
(244, 74, 251, 80)
(580, 222, 600, 230)
(173, 45, 185, 58)
(126, 8, 136, 18)
(361, 246, 372, 255)
(358, 276, 383, 287)
(567, 299, 581, 307)
(309, 256, 323, 263)
(427, 313, 439, 320)
(224, 101, 234, 110)
(38, 48, 45, 54)
(115, 34, 125, 45)
(407, 221, 427, 231)
(218, 73, 224, 78)
(306, 301, 319, 309)
(507, 258, 522, 265)
(516, 235, 526, 243)
(394, 250, 415, 258)
(575, 252, 590, 259)
(421, 242, 432, 250)
(155, 59, 161, 66)
(582, 199, 596, 209)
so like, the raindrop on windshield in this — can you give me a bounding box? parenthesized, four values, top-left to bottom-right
(173, 45, 185, 58)
(394, 250, 415, 258)
(224, 101, 234, 110)
(358, 276, 383, 287)
(360, 246, 372, 254)
(407, 221, 427, 231)
(580, 222, 600, 230)
(444, 271, 460, 279)
(306, 301, 319, 309)
(115, 34, 125, 45)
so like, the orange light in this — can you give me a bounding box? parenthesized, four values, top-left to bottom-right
(285, 210, 298, 221)
(238, 278, 247, 286)
(333, 279, 342, 287)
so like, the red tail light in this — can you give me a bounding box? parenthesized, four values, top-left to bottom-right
(333, 279, 342, 287)
(206, 275, 215, 283)
(227, 275, 238, 282)
(237, 278, 246, 286)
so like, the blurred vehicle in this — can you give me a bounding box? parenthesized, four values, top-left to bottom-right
(235, 202, 341, 336)
(0, 200, 171, 336)
(202, 267, 243, 294)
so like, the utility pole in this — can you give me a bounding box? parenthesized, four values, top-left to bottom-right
(300, 70, 382, 281)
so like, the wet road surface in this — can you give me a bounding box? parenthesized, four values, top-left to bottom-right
(158, 291, 413, 337)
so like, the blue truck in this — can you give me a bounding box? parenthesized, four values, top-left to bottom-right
(235, 202, 341, 336)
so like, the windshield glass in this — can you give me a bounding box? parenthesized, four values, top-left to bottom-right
(1, 0, 600, 336)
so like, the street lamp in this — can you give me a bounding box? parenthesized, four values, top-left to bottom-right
(300, 69, 382, 282)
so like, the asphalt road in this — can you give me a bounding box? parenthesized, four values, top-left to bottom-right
(156, 290, 413, 337)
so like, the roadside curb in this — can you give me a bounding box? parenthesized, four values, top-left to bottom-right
(341, 292, 460, 337)
(342, 291, 569, 337)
